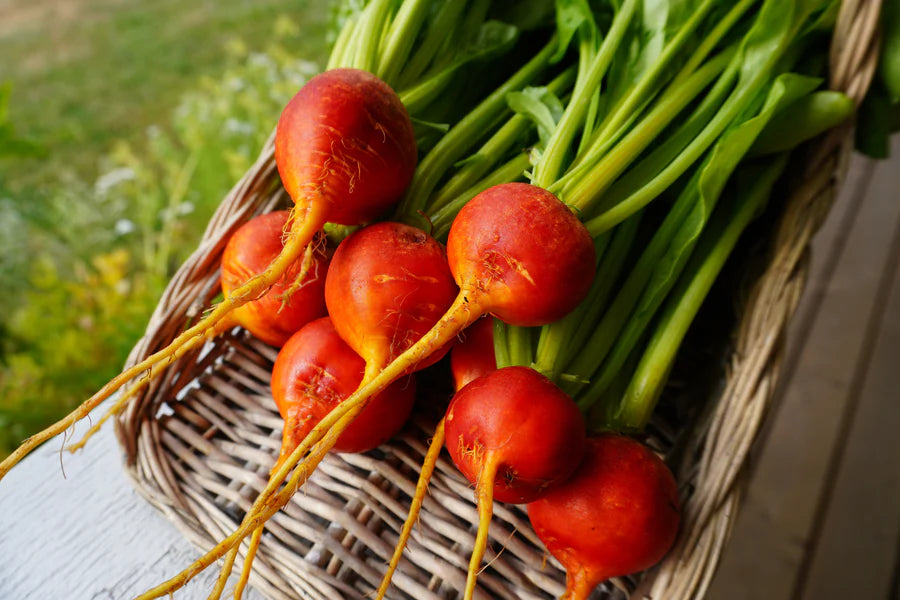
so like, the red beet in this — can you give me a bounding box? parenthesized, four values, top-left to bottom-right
(447, 182, 595, 327)
(446, 366, 585, 504)
(527, 434, 681, 600)
(275, 68, 417, 226)
(445, 366, 586, 599)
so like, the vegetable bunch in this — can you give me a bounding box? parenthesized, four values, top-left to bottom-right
(0, 0, 862, 598)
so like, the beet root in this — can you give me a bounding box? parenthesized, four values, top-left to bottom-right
(527, 434, 681, 600)
(271, 316, 417, 459)
(275, 68, 418, 226)
(447, 182, 595, 327)
(445, 366, 587, 599)
(219, 210, 331, 347)
(324, 220, 458, 377)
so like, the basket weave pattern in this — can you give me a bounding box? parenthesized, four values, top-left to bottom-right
(114, 2, 882, 598)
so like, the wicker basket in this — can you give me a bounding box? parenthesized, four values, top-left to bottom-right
(113, 2, 883, 599)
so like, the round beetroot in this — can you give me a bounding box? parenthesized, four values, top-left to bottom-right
(527, 434, 681, 599)
(275, 68, 417, 225)
(447, 182, 595, 327)
(271, 317, 416, 458)
(220, 210, 330, 347)
(445, 366, 586, 600)
(445, 366, 586, 504)
(324, 221, 458, 376)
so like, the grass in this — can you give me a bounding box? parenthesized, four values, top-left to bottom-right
(0, 0, 332, 188)
(0, 0, 337, 456)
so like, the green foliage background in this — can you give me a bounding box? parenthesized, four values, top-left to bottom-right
(0, 1, 335, 456)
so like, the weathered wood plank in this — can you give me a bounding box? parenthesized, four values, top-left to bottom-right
(0, 405, 267, 600)
(796, 153, 900, 600)
(707, 135, 900, 600)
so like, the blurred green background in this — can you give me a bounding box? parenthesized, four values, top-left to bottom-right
(0, 0, 336, 457)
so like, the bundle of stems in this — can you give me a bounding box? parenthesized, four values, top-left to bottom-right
(481, 0, 852, 433)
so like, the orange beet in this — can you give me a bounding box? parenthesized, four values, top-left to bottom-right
(445, 366, 586, 599)
(449, 316, 496, 391)
(220, 210, 330, 347)
(324, 221, 459, 377)
(276, 68, 417, 226)
(527, 434, 681, 600)
(271, 317, 416, 458)
(447, 182, 595, 327)
(445, 366, 586, 505)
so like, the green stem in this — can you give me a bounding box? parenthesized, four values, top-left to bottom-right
(668, 0, 758, 89)
(573, 33, 601, 157)
(553, 0, 758, 204)
(327, 13, 360, 70)
(505, 324, 535, 368)
(532, 233, 612, 380)
(532, 0, 639, 188)
(581, 5, 803, 234)
(377, 0, 433, 85)
(398, 67, 462, 117)
(427, 113, 531, 209)
(492, 320, 513, 369)
(395, 0, 468, 90)
(396, 36, 558, 217)
(610, 155, 787, 431)
(583, 49, 741, 222)
(560, 48, 733, 212)
(351, 0, 395, 73)
(552, 211, 643, 390)
(426, 67, 577, 214)
(564, 170, 708, 401)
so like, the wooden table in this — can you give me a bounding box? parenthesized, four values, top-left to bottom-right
(0, 139, 897, 599)
(707, 135, 900, 599)
(0, 402, 265, 599)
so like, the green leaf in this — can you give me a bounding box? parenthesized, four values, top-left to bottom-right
(604, 0, 682, 102)
(465, 19, 520, 63)
(750, 89, 853, 155)
(552, 0, 597, 62)
(506, 86, 566, 151)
